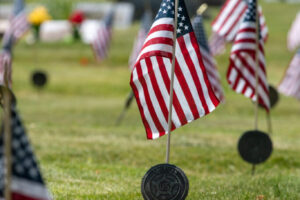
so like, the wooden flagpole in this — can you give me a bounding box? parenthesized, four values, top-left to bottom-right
(166, 0, 179, 164)
(3, 67, 12, 200)
(253, 0, 260, 175)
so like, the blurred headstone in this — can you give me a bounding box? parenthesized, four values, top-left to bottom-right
(40, 20, 72, 42)
(74, 2, 134, 29)
(79, 19, 102, 44)
(0, 20, 9, 36)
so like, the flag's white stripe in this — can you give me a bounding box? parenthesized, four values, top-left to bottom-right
(163, 57, 194, 121)
(144, 30, 173, 45)
(183, 34, 216, 113)
(132, 68, 159, 138)
(140, 59, 169, 131)
(11, 177, 52, 200)
(236, 78, 246, 93)
(138, 44, 173, 61)
(150, 17, 174, 30)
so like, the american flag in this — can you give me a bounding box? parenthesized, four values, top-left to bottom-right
(209, 32, 226, 56)
(92, 9, 114, 61)
(0, 106, 52, 200)
(0, 0, 29, 88)
(278, 49, 300, 100)
(287, 12, 300, 52)
(211, 0, 268, 43)
(192, 14, 224, 102)
(129, 10, 153, 71)
(130, 0, 220, 139)
(2, 0, 29, 46)
(227, 0, 270, 112)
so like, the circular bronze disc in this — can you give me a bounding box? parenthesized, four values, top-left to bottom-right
(259, 85, 279, 109)
(0, 85, 16, 106)
(141, 164, 189, 200)
(238, 130, 273, 165)
(32, 71, 48, 88)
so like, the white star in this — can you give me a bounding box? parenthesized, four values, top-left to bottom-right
(177, 29, 181, 33)
(179, 22, 183, 27)
(167, 0, 170, 1)
(181, 16, 186, 21)
(162, 3, 166, 7)
(184, 25, 189, 30)
(29, 168, 38, 178)
(178, 7, 183, 12)
(24, 159, 32, 168)
(163, 10, 167, 14)
(172, 11, 175, 15)
(168, 5, 171, 9)
(178, 13, 181, 17)
(15, 164, 24, 173)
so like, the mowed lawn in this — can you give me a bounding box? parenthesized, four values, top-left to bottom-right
(8, 2, 300, 199)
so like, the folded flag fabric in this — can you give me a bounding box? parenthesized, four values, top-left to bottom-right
(192, 14, 224, 102)
(0, 105, 52, 200)
(227, 0, 270, 112)
(278, 49, 300, 100)
(130, 0, 220, 139)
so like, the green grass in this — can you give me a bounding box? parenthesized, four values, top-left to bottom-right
(8, 1, 300, 199)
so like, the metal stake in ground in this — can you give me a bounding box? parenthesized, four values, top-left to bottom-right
(165, 0, 179, 164)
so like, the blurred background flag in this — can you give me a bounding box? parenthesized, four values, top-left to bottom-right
(2, 0, 29, 45)
(192, 12, 224, 102)
(211, 0, 268, 54)
(0, 0, 29, 87)
(209, 32, 226, 56)
(130, 0, 220, 140)
(227, 0, 270, 112)
(129, 9, 153, 71)
(287, 12, 300, 52)
(92, 9, 115, 62)
(278, 49, 300, 100)
(0, 106, 52, 200)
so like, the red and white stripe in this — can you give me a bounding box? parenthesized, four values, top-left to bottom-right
(130, 17, 220, 139)
(0, 51, 12, 87)
(287, 12, 300, 52)
(129, 29, 147, 71)
(92, 23, 112, 61)
(212, 0, 268, 42)
(227, 20, 270, 111)
(209, 32, 226, 56)
(11, 11, 29, 40)
(278, 51, 300, 100)
(200, 46, 224, 102)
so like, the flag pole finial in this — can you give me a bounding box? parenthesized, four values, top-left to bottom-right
(197, 3, 208, 15)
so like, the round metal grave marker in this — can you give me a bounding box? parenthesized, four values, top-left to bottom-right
(141, 164, 189, 200)
(238, 130, 273, 165)
(259, 85, 279, 109)
(31, 71, 48, 88)
(0, 85, 16, 106)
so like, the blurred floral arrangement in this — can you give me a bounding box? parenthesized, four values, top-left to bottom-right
(69, 11, 85, 41)
(28, 6, 51, 40)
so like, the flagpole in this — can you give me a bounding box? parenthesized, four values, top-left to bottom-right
(253, 0, 260, 175)
(3, 68, 12, 200)
(166, 0, 179, 164)
(254, 2, 260, 131)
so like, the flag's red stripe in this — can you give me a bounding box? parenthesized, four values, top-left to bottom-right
(148, 24, 173, 35)
(217, 0, 240, 33)
(141, 37, 173, 52)
(12, 193, 45, 200)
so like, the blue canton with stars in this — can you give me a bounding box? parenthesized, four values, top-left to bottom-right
(0, 106, 45, 197)
(244, 0, 257, 22)
(155, 0, 193, 38)
(192, 15, 210, 53)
